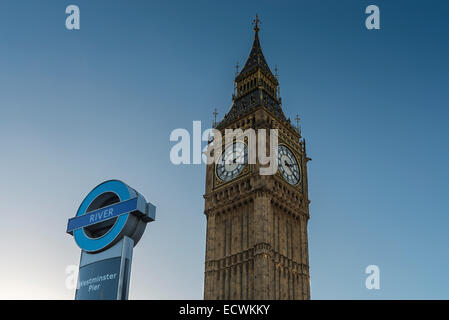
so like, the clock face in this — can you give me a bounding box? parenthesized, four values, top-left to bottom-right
(277, 145, 300, 185)
(216, 142, 248, 182)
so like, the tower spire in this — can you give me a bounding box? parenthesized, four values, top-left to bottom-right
(217, 15, 287, 129)
(236, 15, 275, 80)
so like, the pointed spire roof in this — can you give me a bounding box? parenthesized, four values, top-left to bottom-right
(216, 15, 287, 129)
(237, 15, 276, 81)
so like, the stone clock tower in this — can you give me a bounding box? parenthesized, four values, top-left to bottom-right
(203, 16, 311, 300)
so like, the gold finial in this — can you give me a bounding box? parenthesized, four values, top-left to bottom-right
(295, 114, 301, 134)
(253, 14, 260, 33)
(275, 65, 280, 97)
(213, 108, 218, 127)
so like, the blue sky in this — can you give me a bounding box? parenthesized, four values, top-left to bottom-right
(0, 0, 448, 299)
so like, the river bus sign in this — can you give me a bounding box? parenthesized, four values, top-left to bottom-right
(67, 180, 156, 299)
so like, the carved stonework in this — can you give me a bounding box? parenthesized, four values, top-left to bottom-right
(203, 19, 311, 300)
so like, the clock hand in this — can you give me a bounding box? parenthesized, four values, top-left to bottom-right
(225, 158, 238, 165)
(232, 155, 244, 164)
(284, 161, 293, 168)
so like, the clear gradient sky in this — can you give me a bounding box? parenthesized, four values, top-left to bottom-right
(0, 0, 448, 299)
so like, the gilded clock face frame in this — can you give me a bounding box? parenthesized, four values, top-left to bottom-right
(216, 142, 248, 182)
(277, 144, 301, 185)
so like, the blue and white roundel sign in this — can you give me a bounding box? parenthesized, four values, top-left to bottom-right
(67, 180, 155, 253)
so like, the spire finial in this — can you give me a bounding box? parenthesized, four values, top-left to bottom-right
(295, 114, 301, 134)
(235, 62, 239, 76)
(253, 14, 260, 33)
(275, 65, 280, 97)
(213, 108, 218, 127)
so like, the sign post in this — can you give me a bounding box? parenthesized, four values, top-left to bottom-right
(67, 180, 156, 300)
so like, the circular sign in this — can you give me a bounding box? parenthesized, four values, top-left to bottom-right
(67, 180, 155, 253)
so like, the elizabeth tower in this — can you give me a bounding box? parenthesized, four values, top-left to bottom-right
(203, 17, 311, 300)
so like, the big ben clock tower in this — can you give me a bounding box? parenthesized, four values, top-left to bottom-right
(203, 16, 311, 300)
